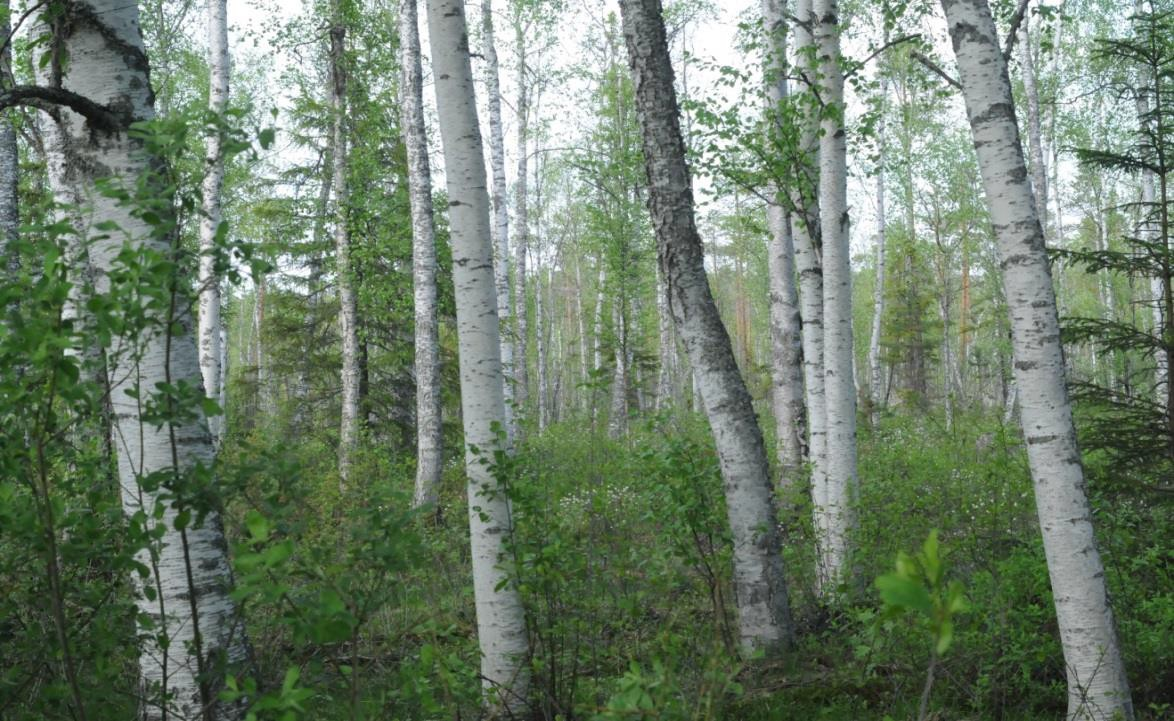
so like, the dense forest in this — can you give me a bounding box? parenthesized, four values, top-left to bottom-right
(0, 0, 1170, 719)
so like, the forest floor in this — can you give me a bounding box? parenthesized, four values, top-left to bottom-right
(215, 407, 1172, 720)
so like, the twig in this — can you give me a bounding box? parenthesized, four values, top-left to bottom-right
(845, 34, 922, 79)
(1002, 0, 1033, 62)
(911, 51, 962, 91)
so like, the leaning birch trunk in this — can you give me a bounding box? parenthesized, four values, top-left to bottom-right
(329, 3, 361, 488)
(762, 0, 805, 491)
(619, 0, 793, 655)
(400, 0, 443, 510)
(198, 0, 229, 446)
(941, 1, 1134, 717)
(482, 0, 516, 442)
(868, 75, 888, 427)
(425, 0, 531, 710)
(791, 0, 829, 582)
(814, 0, 858, 592)
(38, 1, 250, 717)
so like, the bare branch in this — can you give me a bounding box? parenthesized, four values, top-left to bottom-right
(1002, 0, 1032, 61)
(845, 34, 922, 79)
(911, 51, 962, 91)
(0, 85, 120, 132)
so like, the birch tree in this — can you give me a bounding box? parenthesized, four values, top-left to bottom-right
(482, 0, 516, 442)
(330, 0, 361, 487)
(869, 73, 888, 427)
(198, 0, 229, 445)
(618, 0, 793, 655)
(425, 0, 531, 709)
(940, 0, 1134, 716)
(791, 0, 829, 577)
(814, 0, 858, 591)
(762, 0, 806, 490)
(400, 0, 443, 510)
(513, 20, 530, 423)
(0, 0, 16, 264)
(26, 1, 250, 717)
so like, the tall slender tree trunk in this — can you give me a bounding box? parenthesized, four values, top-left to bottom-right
(482, 0, 515, 443)
(609, 297, 628, 437)
(513, 32, 530, 426)
(941, 1, 1134, 717)
(762, 0, 806, 491)
(0, 0, 17, 263)
(198, 0, 229, 446)
(330, 1, 360, 488)
(619, 0, 793, 655)
(655, 262, 677, 409)
(1019, 16, 1049, 239)
(869, 75, 888, 427)
(576, 259, 589, 404)
(814, 0, 858, 592)
(792, 0, 829, 591)
(426, 0, 531, 709)
(39, 2, 250, 717)
(401, 0, 443, 510)
(591, 260, 607, 423)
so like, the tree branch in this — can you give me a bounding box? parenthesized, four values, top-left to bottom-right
(0, 85, 120, 132)
(845, 34, 922, 79)
(1002, 0, 1032, 61)
(911, 51, 962, 91)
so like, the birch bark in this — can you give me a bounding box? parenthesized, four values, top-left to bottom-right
(425, 0, 531, 708)
(869, 76, 888, 427)
(0, 0, 17, 262)
(791, 0, 829, 576)
(619, 0, 793, 655)
(481, 0, 516, 442)
(513, 30, 530, 422)
(198, 0, 228, 445)
(330, 1, 361, 488)
(762, 0, 805, 490)
(39, 2, 250, 717)
(400, 0, 443, 509)
(941, 1, 1134, 716)
(814, 0, 858, 591)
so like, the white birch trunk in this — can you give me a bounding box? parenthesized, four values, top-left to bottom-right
(941, 1, 1134, 716)
(1019, 17, 1049, 239)
(791, 0, 829, 585)
(425, 0, 531, 708)
(401, 0, 443, 509)
(814, 0, 858, 592)
(763, 0, 806, 490)
(0, 0, 17, 262)
(330, 4, 361, 488)
(513, 33, 530, 423)
(481, 0, 516, 443)
(619, 0, 793, 655)
(198, 0, 228, 446)
(591, 260, 607, 422)
(537, 267, 549, 430)
(869, 77, 888, 427)
(609, 297, 628, 438)
(39, 2, 249, 717)
(655, 262, 677, 409)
